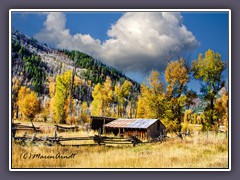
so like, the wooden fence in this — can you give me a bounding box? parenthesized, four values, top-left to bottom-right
(12, 131, 145, 147)
(12, 123, 41, 137)
(12, 123, 79, 135)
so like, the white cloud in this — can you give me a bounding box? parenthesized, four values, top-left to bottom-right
(35, 12, 102, 56)
(34, 12, 199, 75)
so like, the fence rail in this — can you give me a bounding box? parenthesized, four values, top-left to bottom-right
(12, 123, 41, 137)
(12, 131, 147, 147)
(54, 124, 79, 132)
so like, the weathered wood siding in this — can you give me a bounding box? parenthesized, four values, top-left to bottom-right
(103, 119, 166, 140)
(90, 116, 117, 133)
(145, 121, 166, 139)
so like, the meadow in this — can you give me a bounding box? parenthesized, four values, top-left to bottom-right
(11, 129, 228, 169)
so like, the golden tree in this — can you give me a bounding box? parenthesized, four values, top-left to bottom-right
(91, 76, 114, 116)
(136, 60, 193, 135)
(17, 86, 40, 121)
(81, 101, 90, 123)
(164, 59, 190, 134)
(136, 70, 164, 119)
(115, 80, 133, 117)
(102, 76, 114, 116)
(91, 83, 103, 116)
(192, 49, 226, 129)
(17, 86, 31, 119)
(214, 87, 228, 131)
(52, 70, 72, 123)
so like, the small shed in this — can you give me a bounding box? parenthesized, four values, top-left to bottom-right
(103, 118, 166, 139)
(90, 116, 117, 133)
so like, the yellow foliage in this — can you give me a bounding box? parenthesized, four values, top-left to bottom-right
(91, 99, 102, 116)
(64, 96, 75, 120)
(80, 101, 89, 123)
(49, 97, 55, 121)
(91, 76, 114, 117)
(39, 98, 51, 122)
(192, 49, 225, 83)
(48, 77, 55, 98)
(137, 71, 164, 119)
(53, 70, 72, 123)
(17, 86, 31, 119)
(114, 80, 133, 117)
(66, 115, 78, 125)
(214, 87, 228, 130)
(136, 96, 145, 118)
(74, 75, 82, 87)
(18, 86, 31, 103)
(147, 70, 163, 94)
(165, 59, 189, 96)
(183, 109, 192, 123)
(17, 87, 40, 120)
(91, 83, 103, 116)
(102, 76, 114, 104)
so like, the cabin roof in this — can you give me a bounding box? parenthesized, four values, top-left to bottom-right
(90, 116, 117, 121)
(103, 118, 160, 129)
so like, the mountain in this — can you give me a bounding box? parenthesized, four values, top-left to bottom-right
(11, 29, 140, 109)
(189, 95, 208, 114)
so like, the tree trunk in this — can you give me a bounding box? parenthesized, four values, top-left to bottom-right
(210, 97, 214, 125)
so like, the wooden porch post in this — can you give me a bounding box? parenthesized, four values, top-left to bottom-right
(103, 118, 106, 134)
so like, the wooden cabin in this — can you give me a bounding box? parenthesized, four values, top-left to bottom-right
(90, 116, 117, 133)
(103, 118, 166, 139)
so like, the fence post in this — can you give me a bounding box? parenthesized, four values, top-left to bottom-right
(51, 130, 58, 146)
(30, 120, 36, 132)
(96, 134, 101, 146)
(54, 130, 62, 145)
(133, 137, 136, 147)
(44, 135, 48, 146)
(21, 132, 27, 145)
(95, 130, 102, 146)
(98, 128, 101, 136)
(12, 123, 16, 139)
(30, 133, 36, 145)
(132, 132, 137, 147)
(103, 118, 106, 134)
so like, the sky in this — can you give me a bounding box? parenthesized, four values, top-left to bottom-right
(11, 11, 229, 93)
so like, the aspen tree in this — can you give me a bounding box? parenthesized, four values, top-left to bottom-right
(192, 49, 226, 129)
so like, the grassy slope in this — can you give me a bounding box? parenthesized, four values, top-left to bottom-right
(12, 131, 228, 169)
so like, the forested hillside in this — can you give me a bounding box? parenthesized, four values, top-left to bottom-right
(11, 29, 140, 124)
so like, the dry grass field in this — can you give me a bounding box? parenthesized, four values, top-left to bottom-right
(11, 128, 228, 169)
